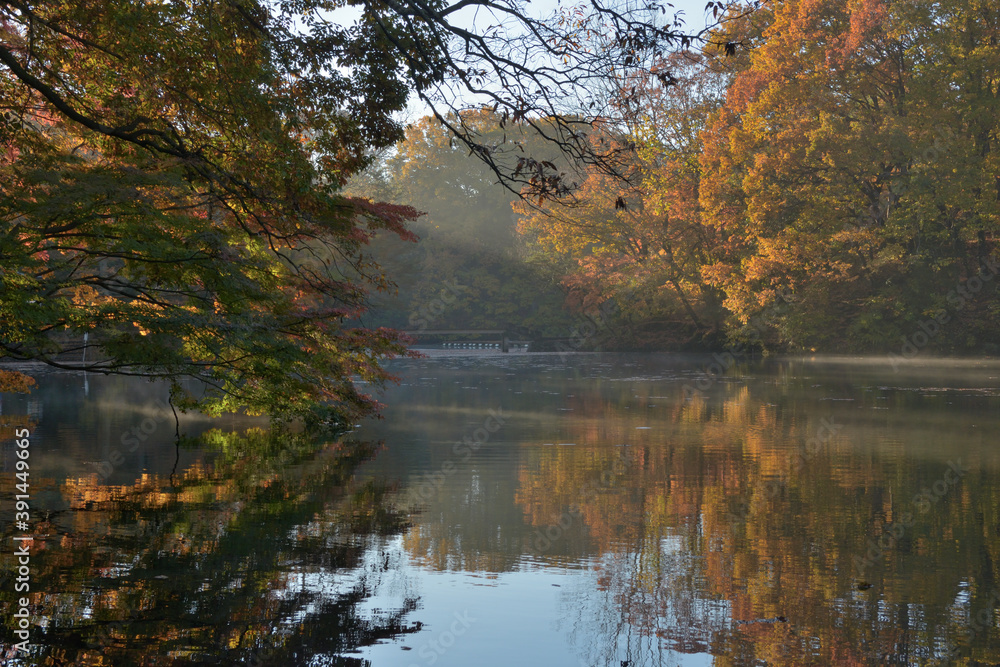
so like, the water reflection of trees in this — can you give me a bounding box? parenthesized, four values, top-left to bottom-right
(516, 387, 1000, 665)
(0, 428, 418, 665)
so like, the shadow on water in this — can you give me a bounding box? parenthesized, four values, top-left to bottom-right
(0, 413, 419, 665)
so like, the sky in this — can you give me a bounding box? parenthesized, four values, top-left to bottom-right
(374, 0, 721, 123)
(328, 0, 715, 32)
(517, 0, 716, 28)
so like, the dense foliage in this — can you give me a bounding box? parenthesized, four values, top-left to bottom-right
(0, 0, 427, 420)
(700, 0, 1000, 352)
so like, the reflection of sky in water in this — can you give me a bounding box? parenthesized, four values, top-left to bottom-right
(348, 353, 1000, 666)
(352, 511, 730, 666)
(5, 354, 1000, 664)
(359, 561, 716, 667)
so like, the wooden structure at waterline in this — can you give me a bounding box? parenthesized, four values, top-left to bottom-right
(401, 330, 531, 353)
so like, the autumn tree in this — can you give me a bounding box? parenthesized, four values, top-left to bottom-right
(699, 0, 1000, 351)
(515, 52, 729, 348)
(0, 0, 425, 422)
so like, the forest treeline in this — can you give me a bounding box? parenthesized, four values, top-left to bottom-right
(360, 0, 1000, 354)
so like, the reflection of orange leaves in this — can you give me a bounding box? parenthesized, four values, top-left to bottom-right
(0, 370, 36, 393)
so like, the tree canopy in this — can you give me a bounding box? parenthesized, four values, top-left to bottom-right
(699, 0, 1000, 350)
(0, 0, 430, 421)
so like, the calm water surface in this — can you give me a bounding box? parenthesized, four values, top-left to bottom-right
(2, 353, 1000, 666)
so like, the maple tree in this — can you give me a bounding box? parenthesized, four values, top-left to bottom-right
(0, 0, 427, 421)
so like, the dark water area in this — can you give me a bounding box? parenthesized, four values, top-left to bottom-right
(2, 353, 1000, 665)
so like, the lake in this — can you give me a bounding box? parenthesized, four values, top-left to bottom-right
(2, 353, 1000, 665)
